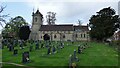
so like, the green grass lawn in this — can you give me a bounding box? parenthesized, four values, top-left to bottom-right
(1, 41, 119, 68)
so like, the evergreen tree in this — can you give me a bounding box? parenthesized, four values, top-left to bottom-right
(89, 7, 120, 41)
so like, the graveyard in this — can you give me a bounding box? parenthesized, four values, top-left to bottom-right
(1, 40, 118, 68)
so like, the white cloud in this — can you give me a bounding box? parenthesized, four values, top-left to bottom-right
(24, 1, 118, 25)
(0, 0, 119, 2)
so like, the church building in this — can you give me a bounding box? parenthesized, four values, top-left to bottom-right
(29, 10, 90, 41)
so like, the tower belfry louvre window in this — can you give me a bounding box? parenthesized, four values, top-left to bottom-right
(35, 17, 37, 22)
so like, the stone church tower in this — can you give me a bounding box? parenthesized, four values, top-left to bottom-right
(29, 9, 43, 40)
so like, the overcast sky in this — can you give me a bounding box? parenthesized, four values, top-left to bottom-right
(0, 0, 120, 33)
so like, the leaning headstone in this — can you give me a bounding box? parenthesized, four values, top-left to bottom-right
(22, 52, 30, 63)
(13, 49, 18, 56)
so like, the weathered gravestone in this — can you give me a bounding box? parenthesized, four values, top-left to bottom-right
(78, 45, 82, 54)
(69, 54, 73, 68)
(47, 46, 51, 55)
(7, 43, 10, 48)
(46, 43, 49, 48)
(19, 41, 24, 49)
(57, 45, 60, 52)
(9, 44, 14, 51)
(61, 42, 64, 48)
(22, 52, 30, 63)
(35, 42, 39, 50)
(73, 50, 79, 62)
(41, 43, 44, 48)
(13, 49, 18, 55)
(52, 46, 56, 54)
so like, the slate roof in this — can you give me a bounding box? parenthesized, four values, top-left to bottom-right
(39, 25, 89, 31)
(74, 26, 89, 31)
(39, 25, 74, 31)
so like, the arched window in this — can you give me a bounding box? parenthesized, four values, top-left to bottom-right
(84, 34, 86, 38)
(63, 35, 65, 38)
(41, 36, 42, 38)
(54, 35, 57, 38)
(81, 34, 82, 38)
(75, 34, 78, 37)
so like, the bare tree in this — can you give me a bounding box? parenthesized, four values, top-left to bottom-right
(78, 19, 82, 26)
(0, 5, 9, 27)
(46, 12, 56, 25)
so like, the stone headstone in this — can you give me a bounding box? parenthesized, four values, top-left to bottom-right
(22, 52, 30, 63)
(78, 46, 82, 54)
(73, 50, 76, 60)
(7, 43, 10, 48)
(19, 41, 23, 49)
(47, 46, 51, 55)
(9, 44, 14, 51)
(73, 50, 79, 62)
(13, 49, 18, 55)
(52, 46, 56, 54)
(69, 54, 73, 68)
(41, 43, 44, 48)
(35, 42, 39, 50)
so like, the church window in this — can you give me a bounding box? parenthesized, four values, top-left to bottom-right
(84, 34, 86, 38)
(63, 35, 65, 38)
(75, 34, 78, 37)
(41, 36, 42, 38)
(54, 35, 57, 38)
(35, 17, 37, 22)
(81, 34, 82, 38)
